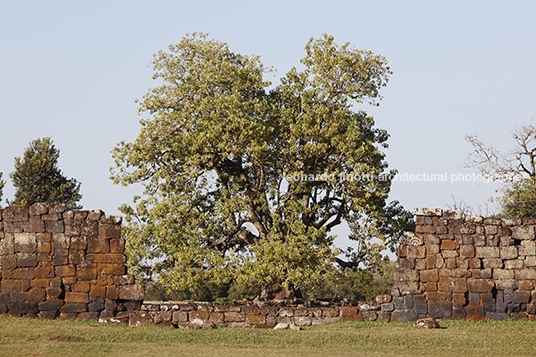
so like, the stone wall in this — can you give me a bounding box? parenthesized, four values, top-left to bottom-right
(0, 203, 144, 319)
(122, 297, 394, 329)
(392, 207, 536, 321)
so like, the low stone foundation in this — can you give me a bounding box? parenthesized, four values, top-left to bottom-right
(117, 296, 394, 329)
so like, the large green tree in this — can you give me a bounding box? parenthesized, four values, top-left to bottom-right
(111, 33, 412, 297)
(10, 137, 82, 209)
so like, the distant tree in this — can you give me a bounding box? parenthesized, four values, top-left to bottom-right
(0, 172, 5, 207)
(465, 120, 536, 217)
(10, 137, 82, 209)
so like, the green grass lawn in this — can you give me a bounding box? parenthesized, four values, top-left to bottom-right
(1, 314, 536, 357)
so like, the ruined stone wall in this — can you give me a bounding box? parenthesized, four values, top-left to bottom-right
(392, 208, 536, 321)
(0, 204, 144, 319)
(123, 297, 394, 328)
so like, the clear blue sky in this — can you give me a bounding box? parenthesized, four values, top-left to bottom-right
(1, 0, 534, 227)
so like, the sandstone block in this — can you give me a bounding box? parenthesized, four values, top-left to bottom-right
(13, 233, 37, 252)
(16, 252, 37, 267)
(500, 246, 519, 260)
(361, 311, 378, 321)
(61, 303, 87, 313)
(520, 241, 536, 256)
(29, 203, 48, 216)
(3, 206, 28, 221)
(246, 314, 266, 325)
(476, 246, 499, 259)
(55, 264, 76, 277)
(65, 292, 89, 303)
(76, 264, 97, 280)
(420, 269, 438, 282)
(98, 224, 121, 239)
(172, 311, 189, 323)
(118, 284, 145, 300)
(468, 278, 494, 293)
(129, 312, 153, 327)
(512, 225, 535, 240)
(98, 263, 125, 276)
(407, 246, 426, 259)
(46, 221, 64, 233)
(413, 208, 442, 216)
(493, 269, 514, 280)
(224, 312, 245, 322)
(515, 268, 536, 280)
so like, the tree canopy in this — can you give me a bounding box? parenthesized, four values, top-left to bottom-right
(111, 33, 412, 297)
(465, 120, 536, 217)
(10, 137, 82, 209)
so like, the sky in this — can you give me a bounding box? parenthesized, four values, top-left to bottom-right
(1, 1, 535, 248)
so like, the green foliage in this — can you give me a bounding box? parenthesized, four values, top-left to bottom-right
(500, 178, 536, 218)
(10, 137, 82, 209)
(144, 279, 260, 304)
(111, 33, 412, 296)
(0, 172, 5, 207)
(303, 261, 395, 302)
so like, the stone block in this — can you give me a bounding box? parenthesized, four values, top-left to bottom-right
(70, 235, 88, 250)
(129, 312, 154, 327)
(29, 203, 48, 216)
(27, 217, 45, 233)
(512, 226, 535, 240)
(483, 259, 503, 269)
(424, 234, 440, 245)
(65, 292, 89, 303)
(172, 311, 189, 323)
(322, 308, 338, 317)
(224, 312, 245, 322)
(246, 314, 266, 325)
(16, 252, 37, 267)
(518, 280, 533, 291)
(340, 306, 359, 317)
(376, 294, 392, 304)
(515, 268, 536, 280)
(381, 303, 394, 312)
(505, 259, 524, 270)
(443, 210, 462, 219)
(396, 282, 422, 294)
(98, 224, 121, 239)
(13, 233, 36, 252)
(395, 268, 419, 282)
(467, 279, 494, 293)
(98, 263, 125, 276)
(87, 238, 109, 254)
(118, 284, 145, 300)
(110, 238, 125, 254)
(61, 303, 87, 313)
(504, 291, 531, 304)
(520, 241, 536, 256)
(391, 309, 418, 322)
(361, 311, 378, 321)
(427, 244, 440, 255)
(413, 208, 442, 216)
(460, 245, 475, 258)
(500, 246, 518, 260)
(493, 269, 515, 280)
(407, 246, 426, 259)
(486, 312, 509, 320)
(498, 226, 513, 236)
(55, 265, 76, 277)
(3, 206, 28, 221)
(45, 221, 64, 233)
(52, 234, 70, 249)
(476, 247, 499, 259)
(151, 311, 172, 324)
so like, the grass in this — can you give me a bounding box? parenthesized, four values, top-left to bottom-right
(1, 315, 536, 357)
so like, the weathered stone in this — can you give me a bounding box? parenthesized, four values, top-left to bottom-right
(414, 317, 440, 328)
(476, 246, 499, 259)
(129, 312, 153, 327)
(493, 269, 514, 280)
(512, 225, 535, 240)
(467, 279, 494, 293)
(500, 246, 518, 260)
(420, 269, 438, 282)
(407, 246, 426, 259)
(483, 259, 503, 269)
(391, 309, 418, 322)
(3, 206, 28, 222)
(505, 259, 524, 270)
(515, 268, 536, 280)
(118, 285, 145, 300)
(519, 241, 536, 256)
(413, 208, 442, 216)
